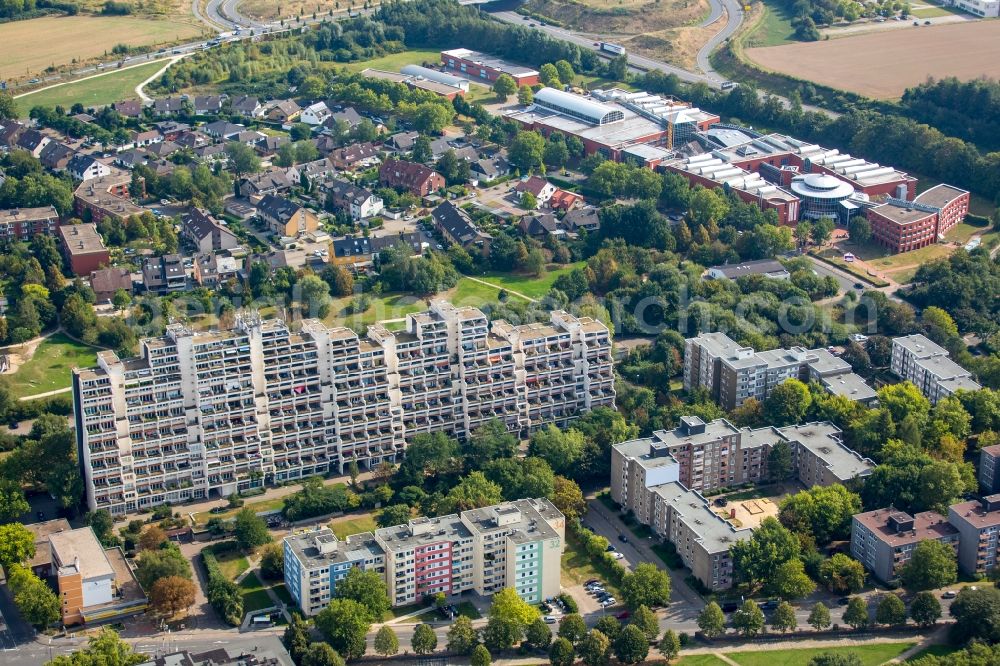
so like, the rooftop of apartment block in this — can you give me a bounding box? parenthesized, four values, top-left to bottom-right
(893, 334, 947, 358)
(50, 527, 115, 579)
(462, 498, 563, 545)
(778, 421, 874, 479)
(652, 481, 752, 554)
(821, 372, 878, 402)
(285, 528, 384, 568)
(949, 495, 1000, 529)
(375, 513, 472, 552)
(854, 508, 958, 546)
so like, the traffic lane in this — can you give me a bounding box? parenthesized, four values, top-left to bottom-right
(807, 255, 856, 293)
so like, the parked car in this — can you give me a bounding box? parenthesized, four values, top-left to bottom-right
(606, 545, 616, 552)
(760, 599, 779, 611)
(837, 597, 851, 606)
(612, 552, 624, 560)
(721, 601, 740, 613)
(618, 534, 628, 543)
(615, 611, 630, 620)
(584, 579, 600, 586)
(544, 615, 557, 624)
(600, 598, 617, 607)
(942, 590, 957, 599)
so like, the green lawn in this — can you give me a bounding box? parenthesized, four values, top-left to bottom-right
(8, 332, 99, 399)
(748, 0, 797, 47)
(455, 601, 481, 619)
(677, 657, 730, 666)
(239, 572, 274, 613)
(208, 546, 249, 581)
(726, 643, 915, 666)
(906, 644, 961, 661)
(478, 261, 586, 300)
(448, 277, 527, 307)
(910, 2, 964, 17)
(192, 496, 285, 526)
(329, 512, 378, 539)
(325, 292, 427, 329)
(561, 531, 623, 598)
(269, 582, 294, 606)
(341, 49, 444, 73)
(16, 60, 168, 113)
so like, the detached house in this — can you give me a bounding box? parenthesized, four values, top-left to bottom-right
(183, 208, 240, 254)
(231, 95, 263, 118)
(379, 159, 445, 197)
(432, 201, 491, 254)
(300, 102, 332, 126)
(256, 194, 320, 238)
(238, 169, 293, 198)
(113, 100, 143, 118)
(194, 95, 226, 115)
(67, 154, 112, 182)
(323, 180, 383, 221)
(16, 129, 50, 158)
(329, 142, 379, 171)
(39, 142, 75, 171)
(265, 100, 301, 124)
(514, 176, 556, 206)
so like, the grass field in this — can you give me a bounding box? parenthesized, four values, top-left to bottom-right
(325, 292, 429, 329)
(269, 582, 294, 605)
(329, 512, 377, 539)
(746, 0, 797, 47)
(561, 531, 623, 598)
(210, 547, 250, 581)
(192, 496, 285, 526)
(477, 262, 586, 300)
(726, 643, 914, 666)
(239, 572, 274, 612)
(1, 15, 202, 81)
(746, 21, 1000, 99)
(910, 1, 964, 18)
(9, 333, 98, 399)
(906, 644, 961, 661)
(677, 657, 730, 666)
(16, 60, 170, 114)
(341, 49, 443, 74)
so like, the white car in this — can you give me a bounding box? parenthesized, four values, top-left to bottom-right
(942, 590, 957, 599)
(611, 552, 624, 560)
(543, 615, 557, 624)
(601, 598, 616, 607)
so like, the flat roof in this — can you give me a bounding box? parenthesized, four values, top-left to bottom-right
(915, 353, 976, 381)
(25, 518, 71, 570)
(58, 223, 107, 255)
(462, 498, 562, 545)
(441, 48, 539, 77)
(709, 259, 788, 279)
(937, 375, 982, 394)
(821, 372, 878, 401)
(949, 500, 1000, 529)
(915, 183, 968, 209)
(285, 528, 384, 569)
(506, 104, 665, 150)
(853, 509, 957, 547)
(651, 481, 752, 554)
(871, 201, 936, 225)
(777, 421, 874, 480)
(50, 527, 115, 580)
(374, 513, 471, 553)
(893, 333, 946, 358)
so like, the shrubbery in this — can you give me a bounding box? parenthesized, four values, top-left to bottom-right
(202, 542, 244, 626)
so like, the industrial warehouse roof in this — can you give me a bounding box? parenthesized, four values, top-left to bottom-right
(533, 87, 625, 125)
(441, 48, 539, 77)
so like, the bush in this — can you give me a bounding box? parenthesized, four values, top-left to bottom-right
(558, 593, 578, 614)
(202, 544, 243, 626)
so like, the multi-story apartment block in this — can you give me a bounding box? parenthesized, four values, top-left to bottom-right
(73, 303, 613, 515)
(283, 529, 386, 616)
(611, 417, 873, 507)
(891, 334, 981, 404)
(948, 495, 1000, 576)
(611, 416, 873, 590)
(684, 332, 876, 410)
(981, 445, 1000, 494)
(283, 499, 564, 614)
(850, 509, 959, 583)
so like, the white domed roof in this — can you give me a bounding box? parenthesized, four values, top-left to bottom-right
(790, 173, 855, 199)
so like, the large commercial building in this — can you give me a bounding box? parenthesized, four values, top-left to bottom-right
(684, 331, 876, 409)
(867, 185, 970, 253)
(948, 0, 998, 15)
(284, 499, 564, 614)
(73, 302, 613, 515)
(441, 48, 539, 87)
(611, 416, 873, 590)
(890, 334, 981, 404)
(850, 509, 959, 584)
(50, 527, 146, 625)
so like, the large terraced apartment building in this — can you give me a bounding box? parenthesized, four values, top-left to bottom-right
(72, 302, 614, 515)
(283, 498, 565, 614)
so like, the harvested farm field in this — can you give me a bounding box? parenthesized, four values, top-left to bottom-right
(745, 20, 1000, 99)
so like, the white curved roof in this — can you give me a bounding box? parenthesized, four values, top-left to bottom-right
(790, 173, 855, 199)
(533, 87, 624, 125)
(400, 65, 467, 89)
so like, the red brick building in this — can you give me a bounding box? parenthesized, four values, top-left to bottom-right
(868, 184, 970, 253)
(0, 206, 59, 241)
(379, 159, 446, 198)
(73, 171, 144, 224)
(441, 48, 539, 87)
(59, 224, 110, 276)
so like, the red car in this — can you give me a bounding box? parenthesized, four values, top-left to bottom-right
(615, 611, 630, 620)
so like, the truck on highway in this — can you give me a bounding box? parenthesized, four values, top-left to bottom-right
(599, 42, 626, 56)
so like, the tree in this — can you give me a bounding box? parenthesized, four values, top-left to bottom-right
(447, 615, 479, 654)
(539, 63, 561, 87)
(529, 426, 586, 476)
(0, 523, 35, 569)
(443, 471, 503, 513)
(300, 643, 345, 666)
(772, 601, 798, 633)
(412, 623, 438, 655)
(808, 654, 862, 666)
(46, 627, 145, 666)
(554, 60, 575, 84)
(411, 135, 432, 163)
(7, 564, 59, 628)
(467, 419, 518, 467)
(471, 644, 492, 666)
(842, 596, 869, 630)
(136, 544, 191, 590)
(594, 616, 622, 642)
(659, 629, 681, 660)
(579, 629, 611, 666)
(630, 605, 659, 642)
(233, 507, 272, 552)
(483, 615, 522, 652)
(698, 601, 727, 638)
(283, 613, 311, 663)
(621, 562, 671, 609)
(732, 599, 765, 637)
(298, 274, 332, 319)
(0, 480, 29, 523)
(557, 613, 587, 644)
(899, 539, 957, 591)
(848, 216, 872, 245)
(508, 131, 546, 172)
(949, 586, 1000, 643)
(773, 558, 816, 600)
(549, 637, 575, 666)
(520, 191, 538, 210)
(909, 591, 941, 627)
(544, 140, 569, 169)
(731, 517, 800, 592)
(149, 576, 196, 618)
(518, 86, 534, 105)
(333, 567, 390, 620)
(767, 440, 793, 481)
(525, 617, 553, 651)
(138, 525, 167, 551)
(377, 503, 412, 528)
(818, 554, 866, 594)
(875, 594, 906, 626)
(492, 74, 517, 101)
(225, 141, 261, 179)
(86, 509, 117, 547)
(490, 587, 540, 629)
(314, 598, 372, 660)
(763, 378, 812, 426)
(779, 484, 862, 546)
(259, 543, 284, 580)
(550, 476, 587, 522)
(613, 624, 649, 665)
(810, 217, 835, 246)
(808, 602, 831, 630)
(0, 92, 17, 121)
